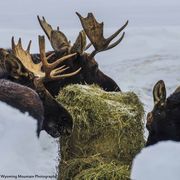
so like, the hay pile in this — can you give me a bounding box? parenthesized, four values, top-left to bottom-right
(60, 155, 130, 180)
(56, 84, 145, 180)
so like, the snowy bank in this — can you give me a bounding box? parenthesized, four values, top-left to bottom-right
(131, 141, 180, 180)
(0, 101, 58, 178)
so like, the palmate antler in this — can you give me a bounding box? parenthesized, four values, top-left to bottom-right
(37, 16, 88, 55)
(76, 12, 128, 58)
(37, 16, 70, 53)
(37, 13, 128, 59)
(12, 36, 81, 84)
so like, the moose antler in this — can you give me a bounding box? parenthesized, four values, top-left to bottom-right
(76, 12, 128, 58)
(12, 36, 81, 83)
(37, 16, 70, 53)
(37, 16, 88, 55)
(12, 37, 42, 77)
(71, 30, 87, 54)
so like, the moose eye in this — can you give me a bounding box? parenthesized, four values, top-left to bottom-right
(155, 110, 166, 119)
(155, 111, 161, 118)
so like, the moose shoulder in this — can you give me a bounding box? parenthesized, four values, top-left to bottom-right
(146, 80, 180, 146)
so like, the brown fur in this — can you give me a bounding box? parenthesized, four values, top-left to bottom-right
(0, 79, 44, 136)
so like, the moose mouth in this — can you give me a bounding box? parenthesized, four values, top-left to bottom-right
(48, 129, 72, 138)
(49, 131, 61, 138)
(59, 126, 72, 136)
(44, 123, 72, 138)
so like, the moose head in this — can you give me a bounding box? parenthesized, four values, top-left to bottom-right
(37, 13, 128, 95)
(2, 36, 81, 138)
(146, 80, 180, 146)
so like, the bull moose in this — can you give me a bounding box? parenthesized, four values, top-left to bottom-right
(0, 37, 78, 137)
(0, 12, 128, 137)
(36, 12, 128, 95)
(146, 80, 180, 146)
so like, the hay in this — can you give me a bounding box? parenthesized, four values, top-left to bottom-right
(60, 155, 130, 180)
(56, 84, 145, 179)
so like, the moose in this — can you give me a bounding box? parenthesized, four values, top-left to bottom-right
(0, 37, 78, 137)
(0, 12, 128, 138)
(146, 80, 180, 146)
(36, 12, 128, 95)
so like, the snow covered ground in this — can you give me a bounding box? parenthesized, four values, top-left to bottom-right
(0, 101, 58, 179)
(0, 0, 180, 179)
(131, 141, 180, 180)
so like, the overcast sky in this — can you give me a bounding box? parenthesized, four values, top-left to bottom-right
(0, 0, 179, 52)
(0, 0, 180, 30)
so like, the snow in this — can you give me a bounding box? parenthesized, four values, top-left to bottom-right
(131, 141, 180, 180)
(0, 0, 180, 179)
(0, 101, 58, 178)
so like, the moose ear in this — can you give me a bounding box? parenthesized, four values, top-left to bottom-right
(153, 80, 166, 105)
(71, 30, 87, 55)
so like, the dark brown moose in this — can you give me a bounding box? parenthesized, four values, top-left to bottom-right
(146, 80, 180, 146)
(37, 13, 128, 95)
(0, 36, 80, 137)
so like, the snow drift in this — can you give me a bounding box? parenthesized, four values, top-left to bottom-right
(131, 141, 180, 180)
(0, 101, 58, 178)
